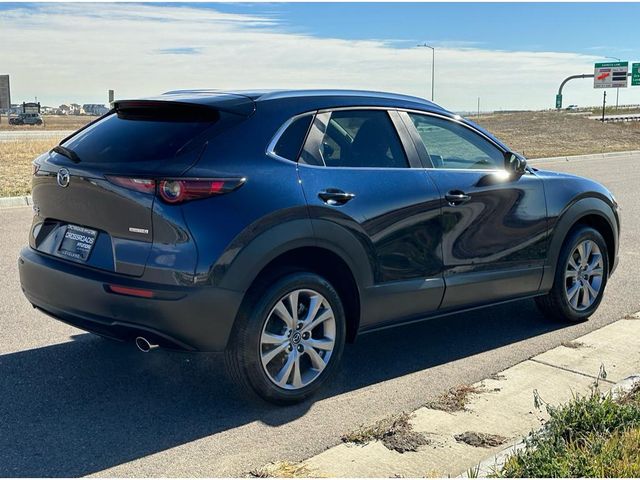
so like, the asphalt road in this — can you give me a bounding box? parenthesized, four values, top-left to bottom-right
(0, 130, 73, 142)
(1, 154, 639, 477)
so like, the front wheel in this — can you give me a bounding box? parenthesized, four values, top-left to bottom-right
(535, 226, 609, 322)
(225, 272, 346, 404)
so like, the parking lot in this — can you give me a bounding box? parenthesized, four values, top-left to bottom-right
(1, 153, 639, 477)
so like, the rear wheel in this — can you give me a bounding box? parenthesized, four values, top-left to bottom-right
(225, 272, 346, 404)
(535, 226, 608, 322)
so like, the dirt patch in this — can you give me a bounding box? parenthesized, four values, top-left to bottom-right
(474, 111, 640, 158)
(454, 431, 508, 448)
(249, 461, 313, 478)
(561, 341, 585, 349)
(342, 412, 429, 453)
(425, 384, 483, 412)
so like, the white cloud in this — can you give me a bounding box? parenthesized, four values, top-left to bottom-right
(1, 3, 636, 111)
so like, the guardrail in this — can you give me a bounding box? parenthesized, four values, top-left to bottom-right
(588, 114, 640, 123)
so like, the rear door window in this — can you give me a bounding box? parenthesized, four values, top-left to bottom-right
(301, 110, 409, 168)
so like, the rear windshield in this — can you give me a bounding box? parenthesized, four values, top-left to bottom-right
(62, 108, 218, 164)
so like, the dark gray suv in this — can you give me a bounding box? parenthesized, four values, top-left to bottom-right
(19, 90, 620, 403)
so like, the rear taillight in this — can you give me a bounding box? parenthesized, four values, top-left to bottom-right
(106, 176, 245, 204)
(158, 179, 230, 203)
(106, 176, 156, 193)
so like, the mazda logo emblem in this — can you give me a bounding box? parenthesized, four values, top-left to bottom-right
(57, 168, 70, 188)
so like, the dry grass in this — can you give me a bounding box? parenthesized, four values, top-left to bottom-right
(474, 111, 640, 158)
(249, 461, 314, 478)
(0, 139, 58, 197)
(425, 384, 483, 412)
(342, 411, 429, 453)
(0, 115, 93, 131)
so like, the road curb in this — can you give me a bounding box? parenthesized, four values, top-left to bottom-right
(0, 195, 32, 208)
(530, 149, 640, 164)
(461, 374, 640, 478)
(293, 316, 640, 478)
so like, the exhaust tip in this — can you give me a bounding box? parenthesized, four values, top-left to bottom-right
(135, 336, 158, 353)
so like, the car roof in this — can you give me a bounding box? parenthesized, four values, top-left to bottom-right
(161, 88, 448, 113)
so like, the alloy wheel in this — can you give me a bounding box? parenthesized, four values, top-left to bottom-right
(260, 289, 336, 390)
(564, 239, 604, 311)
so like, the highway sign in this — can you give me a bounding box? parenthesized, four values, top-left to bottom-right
(594, 61, 628, 88)
(632, 63, 640, 87)
(555, 94, 562, 109)
(0, 75, 10, 111)
(22, 102, 40, 114)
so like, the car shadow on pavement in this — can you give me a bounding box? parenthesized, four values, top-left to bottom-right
(0, 298, 567, 476)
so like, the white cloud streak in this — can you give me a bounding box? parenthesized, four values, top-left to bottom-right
(2, 3, 636, 110)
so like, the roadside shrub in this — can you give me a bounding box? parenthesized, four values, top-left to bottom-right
(497, 387, 640, 477)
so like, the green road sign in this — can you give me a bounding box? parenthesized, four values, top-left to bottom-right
(632, 63, 640, 87)
(594, 61, 628, 68)
(555, 94, 562, 109)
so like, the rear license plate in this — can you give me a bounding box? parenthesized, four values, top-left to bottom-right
(58, 224, 98, 261)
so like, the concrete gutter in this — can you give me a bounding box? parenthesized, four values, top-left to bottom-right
(0, 195, 32, 208)
(272, 314, 640, 478)
(462, 373, 640, 478)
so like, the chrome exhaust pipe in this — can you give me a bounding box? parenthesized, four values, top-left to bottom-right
(135, 336, 159, 353)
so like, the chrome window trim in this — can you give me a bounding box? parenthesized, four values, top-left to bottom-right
(266, 106, 526, 174)
(265, 111, 317, 163)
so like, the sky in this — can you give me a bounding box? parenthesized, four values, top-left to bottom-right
(1, 2, 639, 111)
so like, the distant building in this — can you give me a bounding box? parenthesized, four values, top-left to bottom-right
(57, 104, 71, 115)
(83, 103, 109, 116)
(69, 103, 83, 115)
(0, 75, 10, 112)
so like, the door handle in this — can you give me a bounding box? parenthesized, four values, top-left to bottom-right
(318, 189, 356, 206)
(445, 190, 471, 206)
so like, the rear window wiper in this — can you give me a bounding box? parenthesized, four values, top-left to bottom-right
(51, 145, 81, 163)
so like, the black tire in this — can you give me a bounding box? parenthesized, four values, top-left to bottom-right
(225, 271, 346, 405)
(535, 226, 609, 322)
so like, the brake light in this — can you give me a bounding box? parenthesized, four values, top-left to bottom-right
(159, 179, 221, 203)
(106, 176, 156, 193)
(106, 176, 245, 204)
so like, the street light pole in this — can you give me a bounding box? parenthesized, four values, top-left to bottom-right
(604, 56, 621, 110)
(417, 43, 435, 101)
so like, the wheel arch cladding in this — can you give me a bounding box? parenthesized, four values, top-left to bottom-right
(541, 196, 618, 291)
(215, 220, 372, 343)
(242, 246, 361, 343)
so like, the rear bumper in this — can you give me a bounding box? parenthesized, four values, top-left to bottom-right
(18, 247, 244, 352)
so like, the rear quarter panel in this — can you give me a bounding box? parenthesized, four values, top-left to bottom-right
(178, 105, 311, 290)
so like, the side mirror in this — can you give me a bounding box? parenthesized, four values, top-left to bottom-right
(505, 152, 527, 176)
